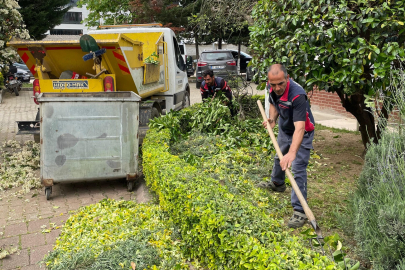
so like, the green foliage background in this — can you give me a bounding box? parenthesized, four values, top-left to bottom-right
(19, 0, 70, 40)
(249, 0, 405, 147)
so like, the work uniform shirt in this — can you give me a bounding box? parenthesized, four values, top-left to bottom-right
(200, 77, 232, 101)
(268, 78, 315, 148)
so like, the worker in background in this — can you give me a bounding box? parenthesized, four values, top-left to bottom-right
(200, 69, 235, 116)
(257, 64, 315, 229)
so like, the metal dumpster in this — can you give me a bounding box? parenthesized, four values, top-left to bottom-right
(38, 92, 141, 199)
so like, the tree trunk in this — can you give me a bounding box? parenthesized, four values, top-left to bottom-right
(335, 89, 377, 149)
(218, 37, 222, 49)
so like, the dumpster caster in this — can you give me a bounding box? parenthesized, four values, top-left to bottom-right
(45, 187, 52, 200)
(127, 181, 134, 192)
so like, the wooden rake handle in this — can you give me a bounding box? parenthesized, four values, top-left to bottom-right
(257, 100, 322, 235)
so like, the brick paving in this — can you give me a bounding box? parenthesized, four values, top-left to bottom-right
(0, 91, 149, 270)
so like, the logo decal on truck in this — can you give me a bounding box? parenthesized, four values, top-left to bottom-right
(53, 81, 89, 89)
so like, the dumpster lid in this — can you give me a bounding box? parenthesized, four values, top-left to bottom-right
(37, 92, 141, 102)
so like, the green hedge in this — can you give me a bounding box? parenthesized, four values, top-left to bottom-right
(143, 128, 335, 269)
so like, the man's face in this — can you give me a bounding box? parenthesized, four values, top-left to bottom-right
(203, 75, 215, 86)
(268, 71, 289, 96)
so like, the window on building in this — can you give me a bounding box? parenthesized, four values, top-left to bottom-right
(50, 29, 83, 35)
(62, 12, 82, 24)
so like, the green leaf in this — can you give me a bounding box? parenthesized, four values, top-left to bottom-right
(349, 262, 360, 270)
(362, 18, 374, 23)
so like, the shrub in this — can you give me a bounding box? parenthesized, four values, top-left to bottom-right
(341, 68, 405, 269)
(143, 99, 335, 269)
(344, 131, 405, 269)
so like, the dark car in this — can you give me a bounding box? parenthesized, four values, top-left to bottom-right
(186, 56, 194, 77)
(195, 50, 237, 88)
(229, 50, 252, 75)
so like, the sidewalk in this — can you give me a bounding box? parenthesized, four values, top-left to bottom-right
(312, 111, 358, 131)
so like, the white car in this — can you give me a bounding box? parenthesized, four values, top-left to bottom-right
(15, 69, 31, 82)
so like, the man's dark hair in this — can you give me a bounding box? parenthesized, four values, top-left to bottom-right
(202, 69, 214, 78)
(268, 64, 288, 79)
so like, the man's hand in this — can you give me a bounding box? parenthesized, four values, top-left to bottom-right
(262, 118, 275, 129)
(280, 151, 296, 171)
(262, 118, 272, 128)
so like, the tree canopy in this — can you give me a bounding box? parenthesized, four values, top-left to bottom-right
(18, 0, 70, 40)
(189, 0, 255, 47)
(78, 0, 200, 34)
(249, 0, 405, 148)
(0, 0, 29, 65)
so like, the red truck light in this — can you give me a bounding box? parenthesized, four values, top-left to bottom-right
(33, 79, 40, 105)
(104, 76, 114, 92)
(197, 62, 207, 67)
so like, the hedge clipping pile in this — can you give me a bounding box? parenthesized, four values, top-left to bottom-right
(43, 199, 188, 270)
(143, 97, 335, 269)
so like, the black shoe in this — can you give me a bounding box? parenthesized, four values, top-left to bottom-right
(256, 181, 286, 192)
(288, 211, 308, 228)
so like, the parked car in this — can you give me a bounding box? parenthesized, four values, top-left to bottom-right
(229, 50, 252, 74)
(15, 69, 31, 82)
(13, 62, 33, 77)
(195, 50, 237, 88)
(186, 56, 194, 77)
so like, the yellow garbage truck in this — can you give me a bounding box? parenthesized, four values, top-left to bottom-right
(10, 24, 190, 141)
(7, 24, 190, 198)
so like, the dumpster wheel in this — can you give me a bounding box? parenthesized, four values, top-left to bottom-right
(45, 187, 52, 200)
(127, 181, 134, 192)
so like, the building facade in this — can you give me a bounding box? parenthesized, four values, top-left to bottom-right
(47, 0, 96, 35)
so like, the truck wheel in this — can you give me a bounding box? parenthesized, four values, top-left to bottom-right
(183, 91, 190, 108)
(14, 87, 19, 96)
(196, 81, 201, 89)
